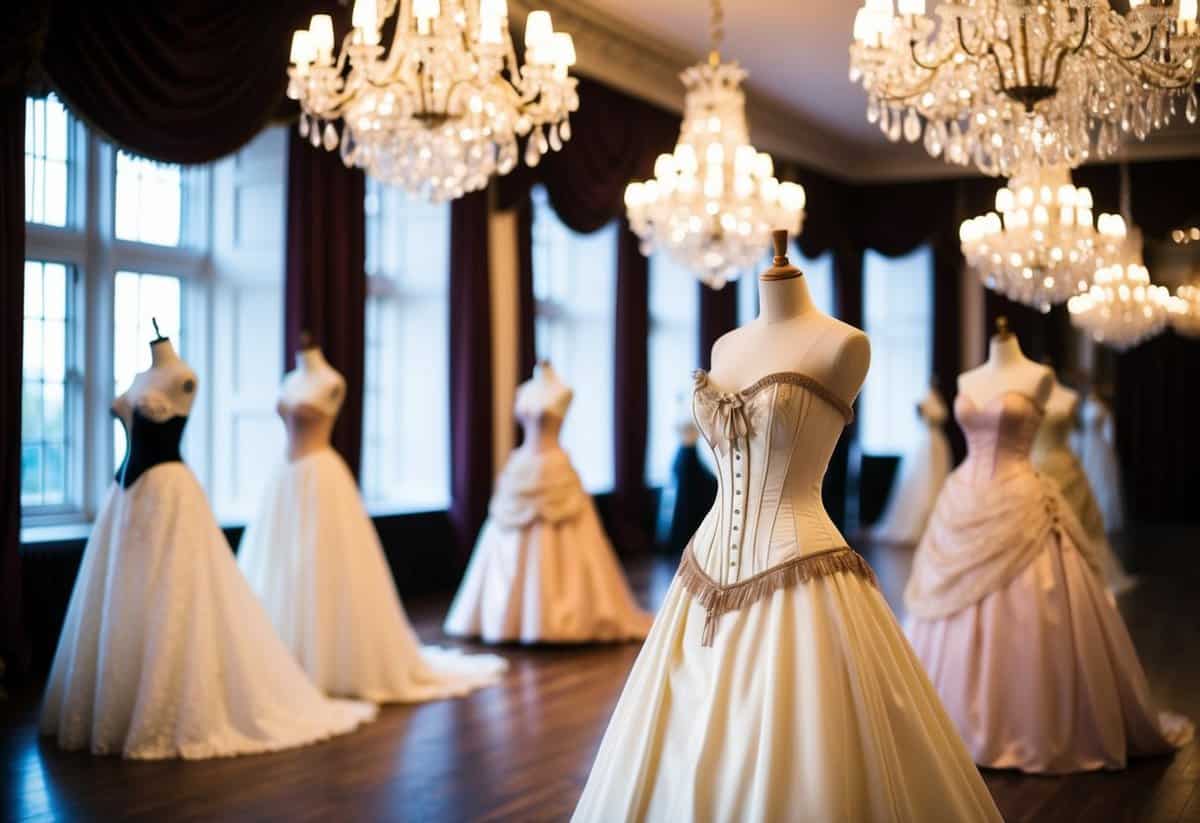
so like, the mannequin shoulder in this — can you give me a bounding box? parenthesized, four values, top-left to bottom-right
(1029, 364, 1054, 405)
(820, 317, 870, 401)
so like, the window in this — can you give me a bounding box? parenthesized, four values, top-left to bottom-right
(531, 186, 616, 492)
(115, 152, 184, 247)
(112, 271, 183, 469)
(21, 261, 77, 509)
(24, 95, 72, 227)
(737, 244, 836, 326)
(860, 246, 933, 455)
(646, 252, 700, 485)
(361, 180, 452, 511)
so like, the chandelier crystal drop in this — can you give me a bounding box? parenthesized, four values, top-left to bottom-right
(849, 0, 1200, 177)
(623, 0, 806, 289)
(287, 0, 579, 201)
(959, 165, 1123, 312)
(1068, 227, 1173, 349)
(1168, 281, 1200, 336)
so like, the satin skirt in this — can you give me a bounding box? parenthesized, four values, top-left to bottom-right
(572, 571, 1002, 822)
(444, 499, 653, 644)
(238, 449, 506, 702)
(907, 536, 1193, 774)
(40, 470, 376, 760)
(871, 426, 952, 546)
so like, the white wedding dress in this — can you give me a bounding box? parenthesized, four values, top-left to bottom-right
(1075, 393, 1126, 533)
(871, 387, 952, 546)
(444, 377, 652, 643)
(238, 379, 507, 702)
(41, 382, 375, 759)
(573, 370, 1001, 822)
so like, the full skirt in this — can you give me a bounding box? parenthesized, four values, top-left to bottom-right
(572, 569, 1002, 822)
(871, 426, 952, 546)
(40, 469, 376, 759)
(238, 449, 506, 702)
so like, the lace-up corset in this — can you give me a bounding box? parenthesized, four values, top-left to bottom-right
(681, 370, 876, 645)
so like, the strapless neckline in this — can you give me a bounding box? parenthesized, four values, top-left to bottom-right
(692, 369, 854, 425)
(957, 389, 1046, 416)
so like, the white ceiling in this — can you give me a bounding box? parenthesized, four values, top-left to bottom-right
(565, 0, 1200, 180)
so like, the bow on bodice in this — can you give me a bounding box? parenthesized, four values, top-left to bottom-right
(693, 371, 753, 457)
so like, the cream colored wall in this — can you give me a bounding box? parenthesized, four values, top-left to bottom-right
(488, 205, 520, 477)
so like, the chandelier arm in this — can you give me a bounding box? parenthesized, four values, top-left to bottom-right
(909, 37, 957, 71)
(1047, 7, 1093, 91)
(1094, 19, 1163, 63)
(1107, 55, 1200, 90)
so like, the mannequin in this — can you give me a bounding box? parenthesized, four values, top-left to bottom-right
(708, 232, 870, 407)
(42, 328, 375, 759)
(655, 394, 717, 554)
(445, 361, 652, 644)
(1077, 385, 1126, 533)
(957, 317, 1053, 410)
(573, 232, 1001, 822)
(240, 333, 506, 701)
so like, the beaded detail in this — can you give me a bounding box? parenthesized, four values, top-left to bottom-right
(693, 369, 854, 425)
(676, 544, 877, 646)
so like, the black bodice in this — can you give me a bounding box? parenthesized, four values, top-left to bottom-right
(119, 409, 186, 488)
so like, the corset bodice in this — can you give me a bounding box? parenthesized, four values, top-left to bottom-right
(954, 392, 1044, 483)
(688, 370, 855, 586)
(278, 401, 336, 462)
(516, 408, 565, 454)
(121, 409, 186, 488)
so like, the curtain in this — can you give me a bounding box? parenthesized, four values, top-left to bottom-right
(284, 129, 367, 479)
(1, 90, 28, 675)
(38, 1, 321, 165)
(611, 220, 653, 551)
(697, 283, 739, 371)
(449, 189, 495, 557)
(515, 194, 537, 382)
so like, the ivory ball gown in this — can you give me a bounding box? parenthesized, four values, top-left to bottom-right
(41, 391, 376, 759)
(238, 396, 506, 702)
(906, 391, 1193, 774)
(871, 389, 952, 546)
(1032, 403, 1135, 593)
(444, 387, 652, 643)
(1075, 393, 1127, 533)
(573, 370, 1001, 822)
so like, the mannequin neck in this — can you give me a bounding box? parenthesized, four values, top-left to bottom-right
(149, 338, 180, 367)
(296, 346, 330, 373)
(533, 362, 560, 385)
(759, 275, 814, 324)
(987, 334, 1026, 369)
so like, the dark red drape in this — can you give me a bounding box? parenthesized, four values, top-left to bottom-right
(516, 194, 537, 381)
(1, 89, 28, 675)
(38, 1, 321, 165)
(611, 219, 652, 551)
(284, 129, 367, 479)
(697, 283, 739, 371)
(449, 190, 494, 556)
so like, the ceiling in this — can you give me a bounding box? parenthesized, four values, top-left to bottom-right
(551, 0, 1200, 181)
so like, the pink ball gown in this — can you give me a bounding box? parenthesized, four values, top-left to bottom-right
(905, 390, 1193, 774)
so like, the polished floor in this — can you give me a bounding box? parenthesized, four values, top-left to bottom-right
(3, 526, 1199, 822)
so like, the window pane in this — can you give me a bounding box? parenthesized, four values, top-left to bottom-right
(24, 95, 72, 227)
(531, 185, 617, 492)
(861, 246, 933, 455)
(646, 251, 700, 485)
(22, 260, 77, 511)
(115, 151, 183, 246)
(361, 181, 452, 510)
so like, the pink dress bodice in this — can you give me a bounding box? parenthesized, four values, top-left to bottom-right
(953, 391, 1044, 483)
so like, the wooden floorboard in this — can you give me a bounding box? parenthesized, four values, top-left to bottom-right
(2, 526, 1197, 822)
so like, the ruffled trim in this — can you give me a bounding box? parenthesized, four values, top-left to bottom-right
(693, 369, 854, 425)
(676, 545, 877, 646)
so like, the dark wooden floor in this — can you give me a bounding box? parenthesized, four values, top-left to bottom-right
(3, 527, 1198, 822)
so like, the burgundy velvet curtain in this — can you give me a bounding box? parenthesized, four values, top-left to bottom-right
(515, 194, 537, 383)
(284, 130, 367, 479)
(1, 90, 28, 674)
(449, 190, 495, 556)
(612, 220, 652, 550)
(697, 284, 739, 371)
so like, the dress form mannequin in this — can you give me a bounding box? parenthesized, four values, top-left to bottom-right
(957, 318, 1053, 410)
(655, 395, 716, 554)
(445, 361, 651, 643)
(708, 232, 870, 406)
(1077, 386, 1126, 533)
(42, 329, 375, 759)
(574, 232, 1001, 822)
(240, 333, 506, 701)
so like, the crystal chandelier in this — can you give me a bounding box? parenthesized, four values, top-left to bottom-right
(1168, 281, 1200, 336)
(959, 164, 1125, 312)
(1068, 226, 1173, 349)
(850, 0, 1200, 177)
(623, 0, 806, 289)
(287, 0, 579, 201)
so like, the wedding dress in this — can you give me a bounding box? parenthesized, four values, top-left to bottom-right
(906, 391, 1192, 774)
(1076, 393, 1127, 533)
(871, 386, 952, 546)
(41, 377, 375, 759)
(572, 370, 1001, 822)
(238, 372, 507, 702)
(444, 371, 652, 643)
(1032, 404, 1135, 593)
